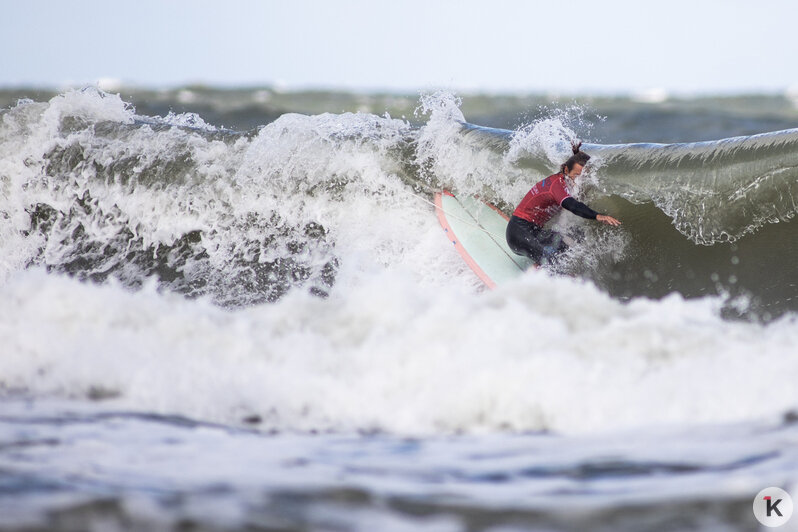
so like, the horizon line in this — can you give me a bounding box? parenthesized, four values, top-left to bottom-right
(1, 79, 797, 101)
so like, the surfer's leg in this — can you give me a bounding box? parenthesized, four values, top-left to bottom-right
(505, 216, 545, 263)
(537, 229, 568, 262)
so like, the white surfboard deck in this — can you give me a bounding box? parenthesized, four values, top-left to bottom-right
(435, 191, 535, 288)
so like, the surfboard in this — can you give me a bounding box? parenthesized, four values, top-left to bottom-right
(434, 191, 534, 288)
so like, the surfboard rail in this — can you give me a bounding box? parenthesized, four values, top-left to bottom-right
(435, 191, 498, 288)
(434, 191, 534, 288)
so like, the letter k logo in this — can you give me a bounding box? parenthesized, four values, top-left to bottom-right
(765, 496, 784, 517)
(754, 487, 793, 527)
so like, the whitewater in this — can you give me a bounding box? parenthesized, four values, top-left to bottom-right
(1, 87, 798, 531)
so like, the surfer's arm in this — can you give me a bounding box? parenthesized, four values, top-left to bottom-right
(561, 197, 622, 226)
(561, 197, 599, 219)
(552, 166, 621, 226)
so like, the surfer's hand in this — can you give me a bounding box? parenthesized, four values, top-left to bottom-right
(597, 214, 622, 226)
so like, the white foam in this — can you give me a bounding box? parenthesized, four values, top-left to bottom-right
(1, 269, 796, 435)
(0, 90, 446, 301)
(415, 91, 540, 206)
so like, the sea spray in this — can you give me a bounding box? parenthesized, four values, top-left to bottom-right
(2, 88, 797, 316)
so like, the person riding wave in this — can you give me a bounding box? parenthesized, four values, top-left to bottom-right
(505, 141, 621, 264)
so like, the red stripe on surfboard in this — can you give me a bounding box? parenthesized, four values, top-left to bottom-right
(472, 195, 510, 221)
(485, 200, 510, 221)
(434, 191, 498, 289)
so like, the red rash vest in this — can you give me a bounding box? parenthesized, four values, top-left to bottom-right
(512, 173, 572, 226)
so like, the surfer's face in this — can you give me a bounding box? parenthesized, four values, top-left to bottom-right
(565, 163, 584, 179)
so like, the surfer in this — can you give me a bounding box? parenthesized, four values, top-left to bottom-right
(506, 142, 621, 264)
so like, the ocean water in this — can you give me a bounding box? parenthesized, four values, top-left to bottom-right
(1, 86, 798, 531)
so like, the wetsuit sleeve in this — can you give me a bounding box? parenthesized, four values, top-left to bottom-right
(561, 197, 600, 220)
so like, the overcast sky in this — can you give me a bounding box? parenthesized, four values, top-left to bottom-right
(2, 0, 797, 94)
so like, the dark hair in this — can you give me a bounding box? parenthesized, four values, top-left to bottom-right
(561, 141, 590, 173)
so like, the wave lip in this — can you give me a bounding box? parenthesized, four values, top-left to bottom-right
(587, 128, 798, 245)
(465, 120, 798, 246)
